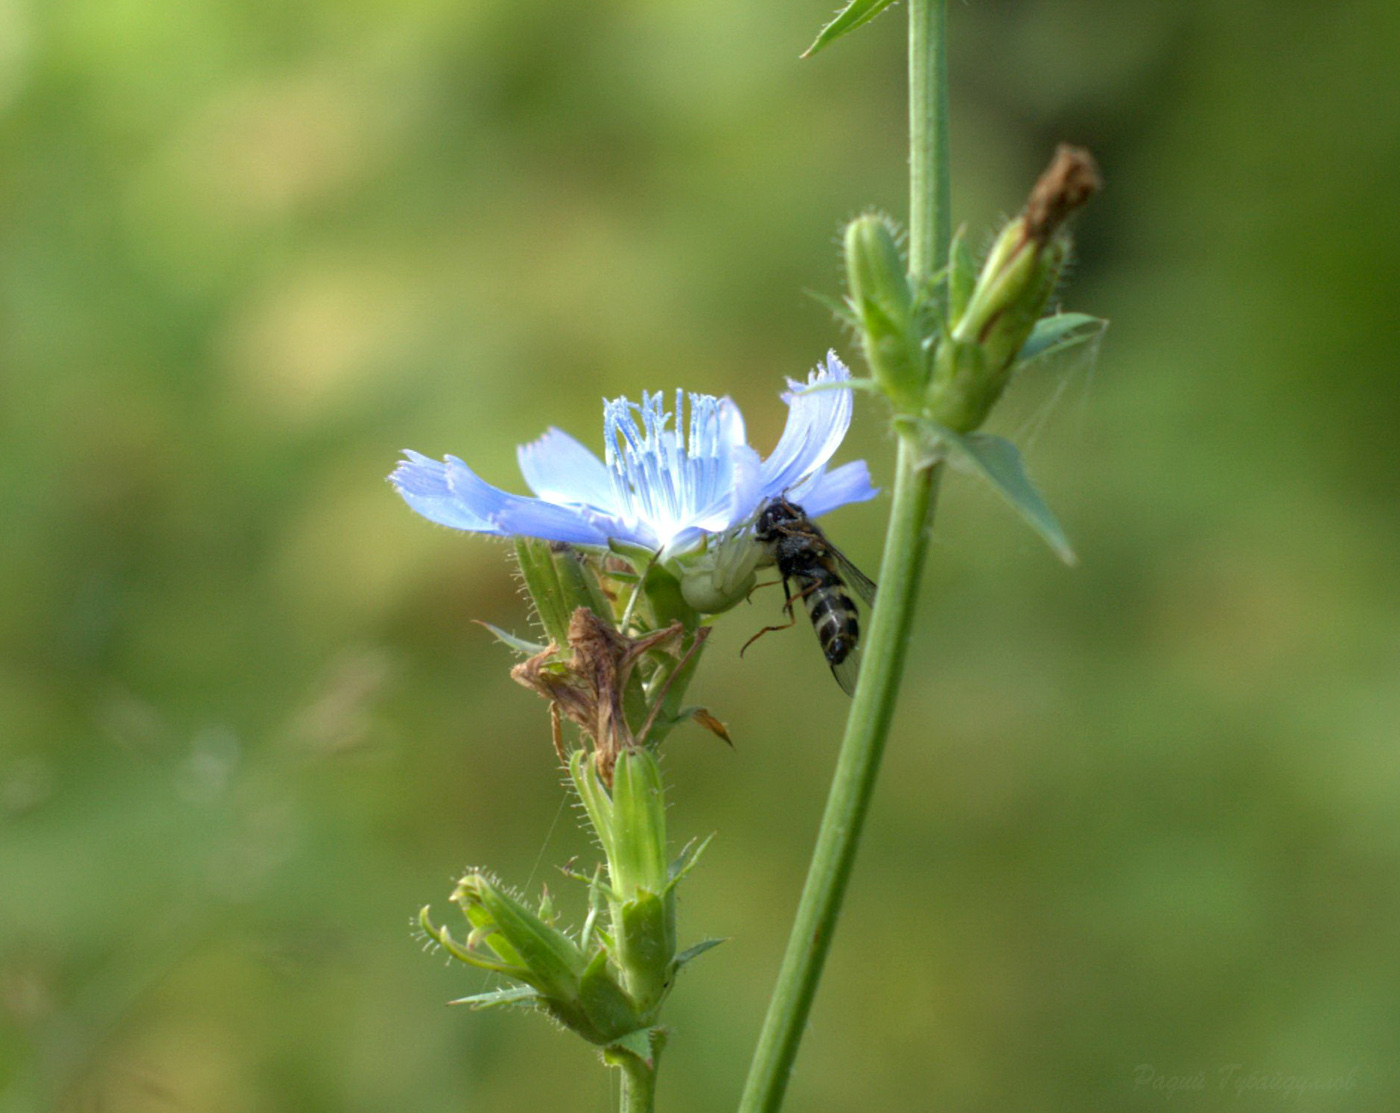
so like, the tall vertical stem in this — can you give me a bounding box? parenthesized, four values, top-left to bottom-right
(736, 2, 950, 1111)
(909, 0, 951, 280)
(736, 443, 940, 1113)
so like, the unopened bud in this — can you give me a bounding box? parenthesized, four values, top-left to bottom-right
(433, 871, 645, 1044)
(930, 146, 1099, 431)
(570, 748, 677, 1013)
(844, 214, 926, 408)
(452, 872, 587, 1003)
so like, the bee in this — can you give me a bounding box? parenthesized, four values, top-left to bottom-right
(743, 496, 877, 695)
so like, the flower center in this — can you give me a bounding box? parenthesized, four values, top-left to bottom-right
(603, 391, 731, 546)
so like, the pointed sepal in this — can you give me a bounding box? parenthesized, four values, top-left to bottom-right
(1016, 312, 1107, 369)
(474, 620, 549, 657)
(672, 937, 725, 973)
(448, 985, 542, 1010)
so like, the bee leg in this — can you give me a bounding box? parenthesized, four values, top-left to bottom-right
(743, 579, 782, 604)
(740, 616, 800, 657)
(740, 578, 802, 657)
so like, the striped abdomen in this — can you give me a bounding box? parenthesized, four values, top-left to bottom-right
(797, 566, 860, 667)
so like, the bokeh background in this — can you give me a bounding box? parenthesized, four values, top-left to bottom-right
(3, 1, 1399, 1109)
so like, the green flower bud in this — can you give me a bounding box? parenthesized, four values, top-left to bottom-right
(952, 216, 1066, 371)
(929, 145, 1099, 433)
(570, 748, 677, 1013)
(454, 872, 587, 1002)
(844, 213, 926, 409)
(674, 530, 763, 615)
(423, 871, 647, 1044)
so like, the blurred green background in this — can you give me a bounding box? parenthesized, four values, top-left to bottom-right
(3, 0, 1399, 1109)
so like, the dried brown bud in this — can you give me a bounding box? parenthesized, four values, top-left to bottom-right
(1023, 144, 1101, 245)
(510, 608, 698, 785)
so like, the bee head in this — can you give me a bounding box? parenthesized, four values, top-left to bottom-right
(755, 496, 806, 542)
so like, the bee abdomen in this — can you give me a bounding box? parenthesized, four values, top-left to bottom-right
(803, 584, 860, 667)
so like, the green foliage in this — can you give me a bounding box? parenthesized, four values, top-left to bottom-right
(918, 423, 1077, 564)
(804, 0, 903, 57)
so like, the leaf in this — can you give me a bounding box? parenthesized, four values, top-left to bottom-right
(448, 985, 540, 1010)
(474, 620, 549, 657)
(804, 288, 860, 329)
(579, 950, 644, 1038)
(937, 428, 1077, 565)
(803, 0, 900, 58)
(672, 937, 726, 971)
(666, 832, 715, 891)
(1016, 312, 1106, 368)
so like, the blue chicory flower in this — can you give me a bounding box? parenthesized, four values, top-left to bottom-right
(390, 352, 877, 559)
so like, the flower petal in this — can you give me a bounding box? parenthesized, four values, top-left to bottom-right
(516, 428, 619, 512)
(391, 452, 621, 545)
(716, 396, 747, 450)
(759, 351, 855, 496)
(709, 443, 765, 530)
(788, 460, 879, 519)
(390, 451, 497, 532)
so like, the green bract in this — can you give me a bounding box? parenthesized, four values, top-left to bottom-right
(844, 214, 927, 410)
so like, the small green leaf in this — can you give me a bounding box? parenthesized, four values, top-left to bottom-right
(666, 832, 715, 892)
(448, 985, 540, 1009)
(1017, 312, 1105, 367)
(474, 620, 549, 656)
(618, 892, 671, 983)
(803, 0, 900, 57)
(418, 906, 518, 977)
(568, 750, 615, 857)
(804, 288, 860, 329)
(937, 428, 1077, 565)
(672, 937, 726, 971)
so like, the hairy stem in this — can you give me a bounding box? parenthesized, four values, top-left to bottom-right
(737, 2, 950, 1108)
(909, 0, 951, 280)
(614, 1051, 658, 1113)
(736, 441, 943, 1113)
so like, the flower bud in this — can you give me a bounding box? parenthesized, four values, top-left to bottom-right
(423, 871, 647, 1044)
(844, 214, 926, 408)
(952, 217, 1067, 371)
(929, 145, 1099, 432)
(570, 748, 676, 1012)
(675, 529, 762, 615)
(453, 872, 586, 1002)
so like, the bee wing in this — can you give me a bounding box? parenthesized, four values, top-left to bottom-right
(829, 640, 862, 696)
(828, 546, 878, 608)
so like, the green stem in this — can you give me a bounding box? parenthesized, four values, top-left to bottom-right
(611, 1049, 658, 1113)
(737, 3, 950, 1109)
(736, 441, 943, 1113)
(909, 0, 950, 280)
